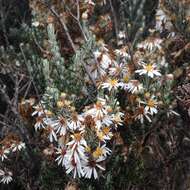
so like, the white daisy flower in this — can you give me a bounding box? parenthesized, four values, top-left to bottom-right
(155, 7, 173, 32)
(109, 61, 128, 76)
(32, 104, 44, 117)
(55, 147, 67, 167)
(135, 63, 161, 78)
(124, 80, 143, 94)
(53, 116, 68, 136)
(141, 96, 158, 115)
(92, 144, 111, 159)
(135, 106, 152, 123)
(46, 125, 57, 142)
(95, 115, 113, 130)
(68, 113, 84, 131)
(96, 127, 113, 142)
(34, 116, 46, 131)
(0, 148, 9, 162)
(83, 157, 105, 179)
(112, 112, 124, 127)
(69, 145, 87, 166)
(65, 158, 84, 178)
(114, 48, 130, 58)
(137, 38, 162, 51)
(101, 78, 120, 91)
(94, 51, 112, 68)
(0, 170, 13, 184)
(86, 98, 107, 119)
(11, 142, 25, 152)
(67, 132, 87, 148)
(90, 50, 111, 79)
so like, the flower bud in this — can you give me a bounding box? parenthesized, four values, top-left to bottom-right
(57, 101, 65, 108)
(60, 92, 67, 99)
(144, 92, 151, 99)
(82, 11, 88, 20)
(166, 74, 174, 80)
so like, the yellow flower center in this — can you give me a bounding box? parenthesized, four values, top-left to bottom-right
(85, 146, 91, 153)
(102, 127, 110, 135)
(65, 100, 71, 106)
(123, 75, 129, 83)
(109, 79, 118, 86)
(46, 110, 53, 117)
(107, 106, 113, 113)
(97, 131, 104, 141)
(145, 64, 153, 72)
(57, 101, 64, 108)
(93, 147, 103, 158)
(73, 133, 82, 142)
(147, 99, 155, 107)
(144, 92, 151, 99)
(95, 101, 103, 110)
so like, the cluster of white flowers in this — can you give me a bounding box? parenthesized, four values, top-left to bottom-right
(1, 0, 183, 185)
(155, 4, 173, 33)
(0, 139, 25, 184)
(94, 37, 166, 124)
(31, 34, 176, 179)
(32, 94, 123, 179)
(0, 141, 25, 162)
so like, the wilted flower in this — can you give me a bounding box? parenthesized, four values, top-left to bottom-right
(124, 80, 143, 94)
(137, 38, 162, 51)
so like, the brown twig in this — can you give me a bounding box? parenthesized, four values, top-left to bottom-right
(109, 0, 119, 45)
